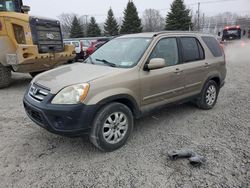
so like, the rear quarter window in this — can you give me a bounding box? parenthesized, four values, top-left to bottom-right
(202, 36, 223, 57)
(180, 37, 205, 63)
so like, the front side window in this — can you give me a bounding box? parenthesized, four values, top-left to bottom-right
(180, 37, 204, 63)
(0, 0, 16, 12)
(85, 37, 152, 68)
(149, 38, 179, 66)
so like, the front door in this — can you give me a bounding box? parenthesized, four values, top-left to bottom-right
(140, 37, 185, 107)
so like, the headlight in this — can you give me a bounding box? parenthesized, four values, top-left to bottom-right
(51, 83, 90, 104)
(12, 24, 26, 44)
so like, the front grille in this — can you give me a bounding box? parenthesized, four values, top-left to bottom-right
(30, 17, 64, 53)
(28, 84, 50, 102)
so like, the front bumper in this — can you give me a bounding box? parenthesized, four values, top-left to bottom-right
(7, 44, 75, 73)
(23, 86, 98, 137)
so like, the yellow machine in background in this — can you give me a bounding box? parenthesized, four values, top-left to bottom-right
(0, 0, 75, 88)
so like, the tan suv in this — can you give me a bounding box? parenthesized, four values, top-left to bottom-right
(23, 32, 226, 151)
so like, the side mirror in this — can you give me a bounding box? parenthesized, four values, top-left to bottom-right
(218, 32, 221, 37)
(145, 58, 166, 71)
(21, 5, 30, 14)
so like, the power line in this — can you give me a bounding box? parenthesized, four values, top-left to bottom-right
(188, 0, 238, 6)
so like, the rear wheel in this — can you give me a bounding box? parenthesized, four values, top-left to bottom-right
(90, 102, 134, 152)
(196, 80, 219, 110)
(0, 64, 11, 88)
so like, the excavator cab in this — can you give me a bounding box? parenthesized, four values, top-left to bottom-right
(0, 0, 30, 13)
(0, 0, 21, 12)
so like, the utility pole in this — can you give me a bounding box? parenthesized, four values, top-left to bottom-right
(202, 13, 205, 31)
(82, 15, 89, 36)
(197, 2, 200, 31)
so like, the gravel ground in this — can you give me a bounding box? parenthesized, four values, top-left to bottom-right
(0, 43, 250, 188)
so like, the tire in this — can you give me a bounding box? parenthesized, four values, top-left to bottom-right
(196, 80, 219, 110)
(0, 64, 11, 88)
(90, 102, 134, 152)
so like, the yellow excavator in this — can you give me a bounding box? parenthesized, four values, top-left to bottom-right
(0, 0, 75, 88)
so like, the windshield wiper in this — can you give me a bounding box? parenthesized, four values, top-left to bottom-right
(95, 59, 117, 67)
(84, 55, 95, 64)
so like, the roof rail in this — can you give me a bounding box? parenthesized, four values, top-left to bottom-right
(153, 30, 201, 37)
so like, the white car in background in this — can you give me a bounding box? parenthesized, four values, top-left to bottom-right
(64, 41, 81, 54)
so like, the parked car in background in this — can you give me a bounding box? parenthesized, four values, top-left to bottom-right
(64, 39, 92, 61)
(86, 41, 106, 57)
(63, 40, 83, 61)
(79, 39, 92, 57)
(24, 32, 226, 152)
(64, 41, 81, 54)
(85, 37, 113, 57)
(64, 37, 113, 61)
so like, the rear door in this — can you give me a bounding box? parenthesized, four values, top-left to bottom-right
(178, 37, 208, 96)
(140, 37, 185, 106)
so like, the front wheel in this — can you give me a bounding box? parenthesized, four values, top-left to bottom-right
(0, 64, 11, 88)
(90, 102, 134, 152)
(196, 80, 219, 110)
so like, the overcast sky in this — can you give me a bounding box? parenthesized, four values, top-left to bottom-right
(23, 0, 250, 22)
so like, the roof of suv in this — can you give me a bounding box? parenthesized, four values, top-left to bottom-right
(118, 31, 214, 38)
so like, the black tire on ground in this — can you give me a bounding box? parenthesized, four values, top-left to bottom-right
(0, 64, 11, 88)
(90, 102, 134, 152)
(196, 80, 219, 110)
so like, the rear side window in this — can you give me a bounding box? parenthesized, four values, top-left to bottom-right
(202, 36, 223, 57)
(180, 37, 205, 63)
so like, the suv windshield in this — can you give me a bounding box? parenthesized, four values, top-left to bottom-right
(85, 37, 152, 68)
(0, 0, 16, 12)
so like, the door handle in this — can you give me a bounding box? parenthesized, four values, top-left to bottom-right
(204, 63, 210, 68)
(174, 68, 183, 74)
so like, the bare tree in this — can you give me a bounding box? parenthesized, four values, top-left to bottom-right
(142, 9, 165, 32)
(58, 13, 76, 38)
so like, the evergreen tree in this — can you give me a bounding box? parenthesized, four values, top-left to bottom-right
(120, 1, 142, 34)
(165, 0, 192, 30)
(104, 8, 119, 36)
(87, 17, 101, 37)
(70, 16, 84, 38)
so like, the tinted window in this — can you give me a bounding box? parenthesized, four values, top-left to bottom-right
(149, 38, 179, 66)
(180, 37, 204, 62)
(202, 36, 223, 57)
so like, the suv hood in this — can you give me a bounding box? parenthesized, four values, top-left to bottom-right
(32, 63, 125, 94)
